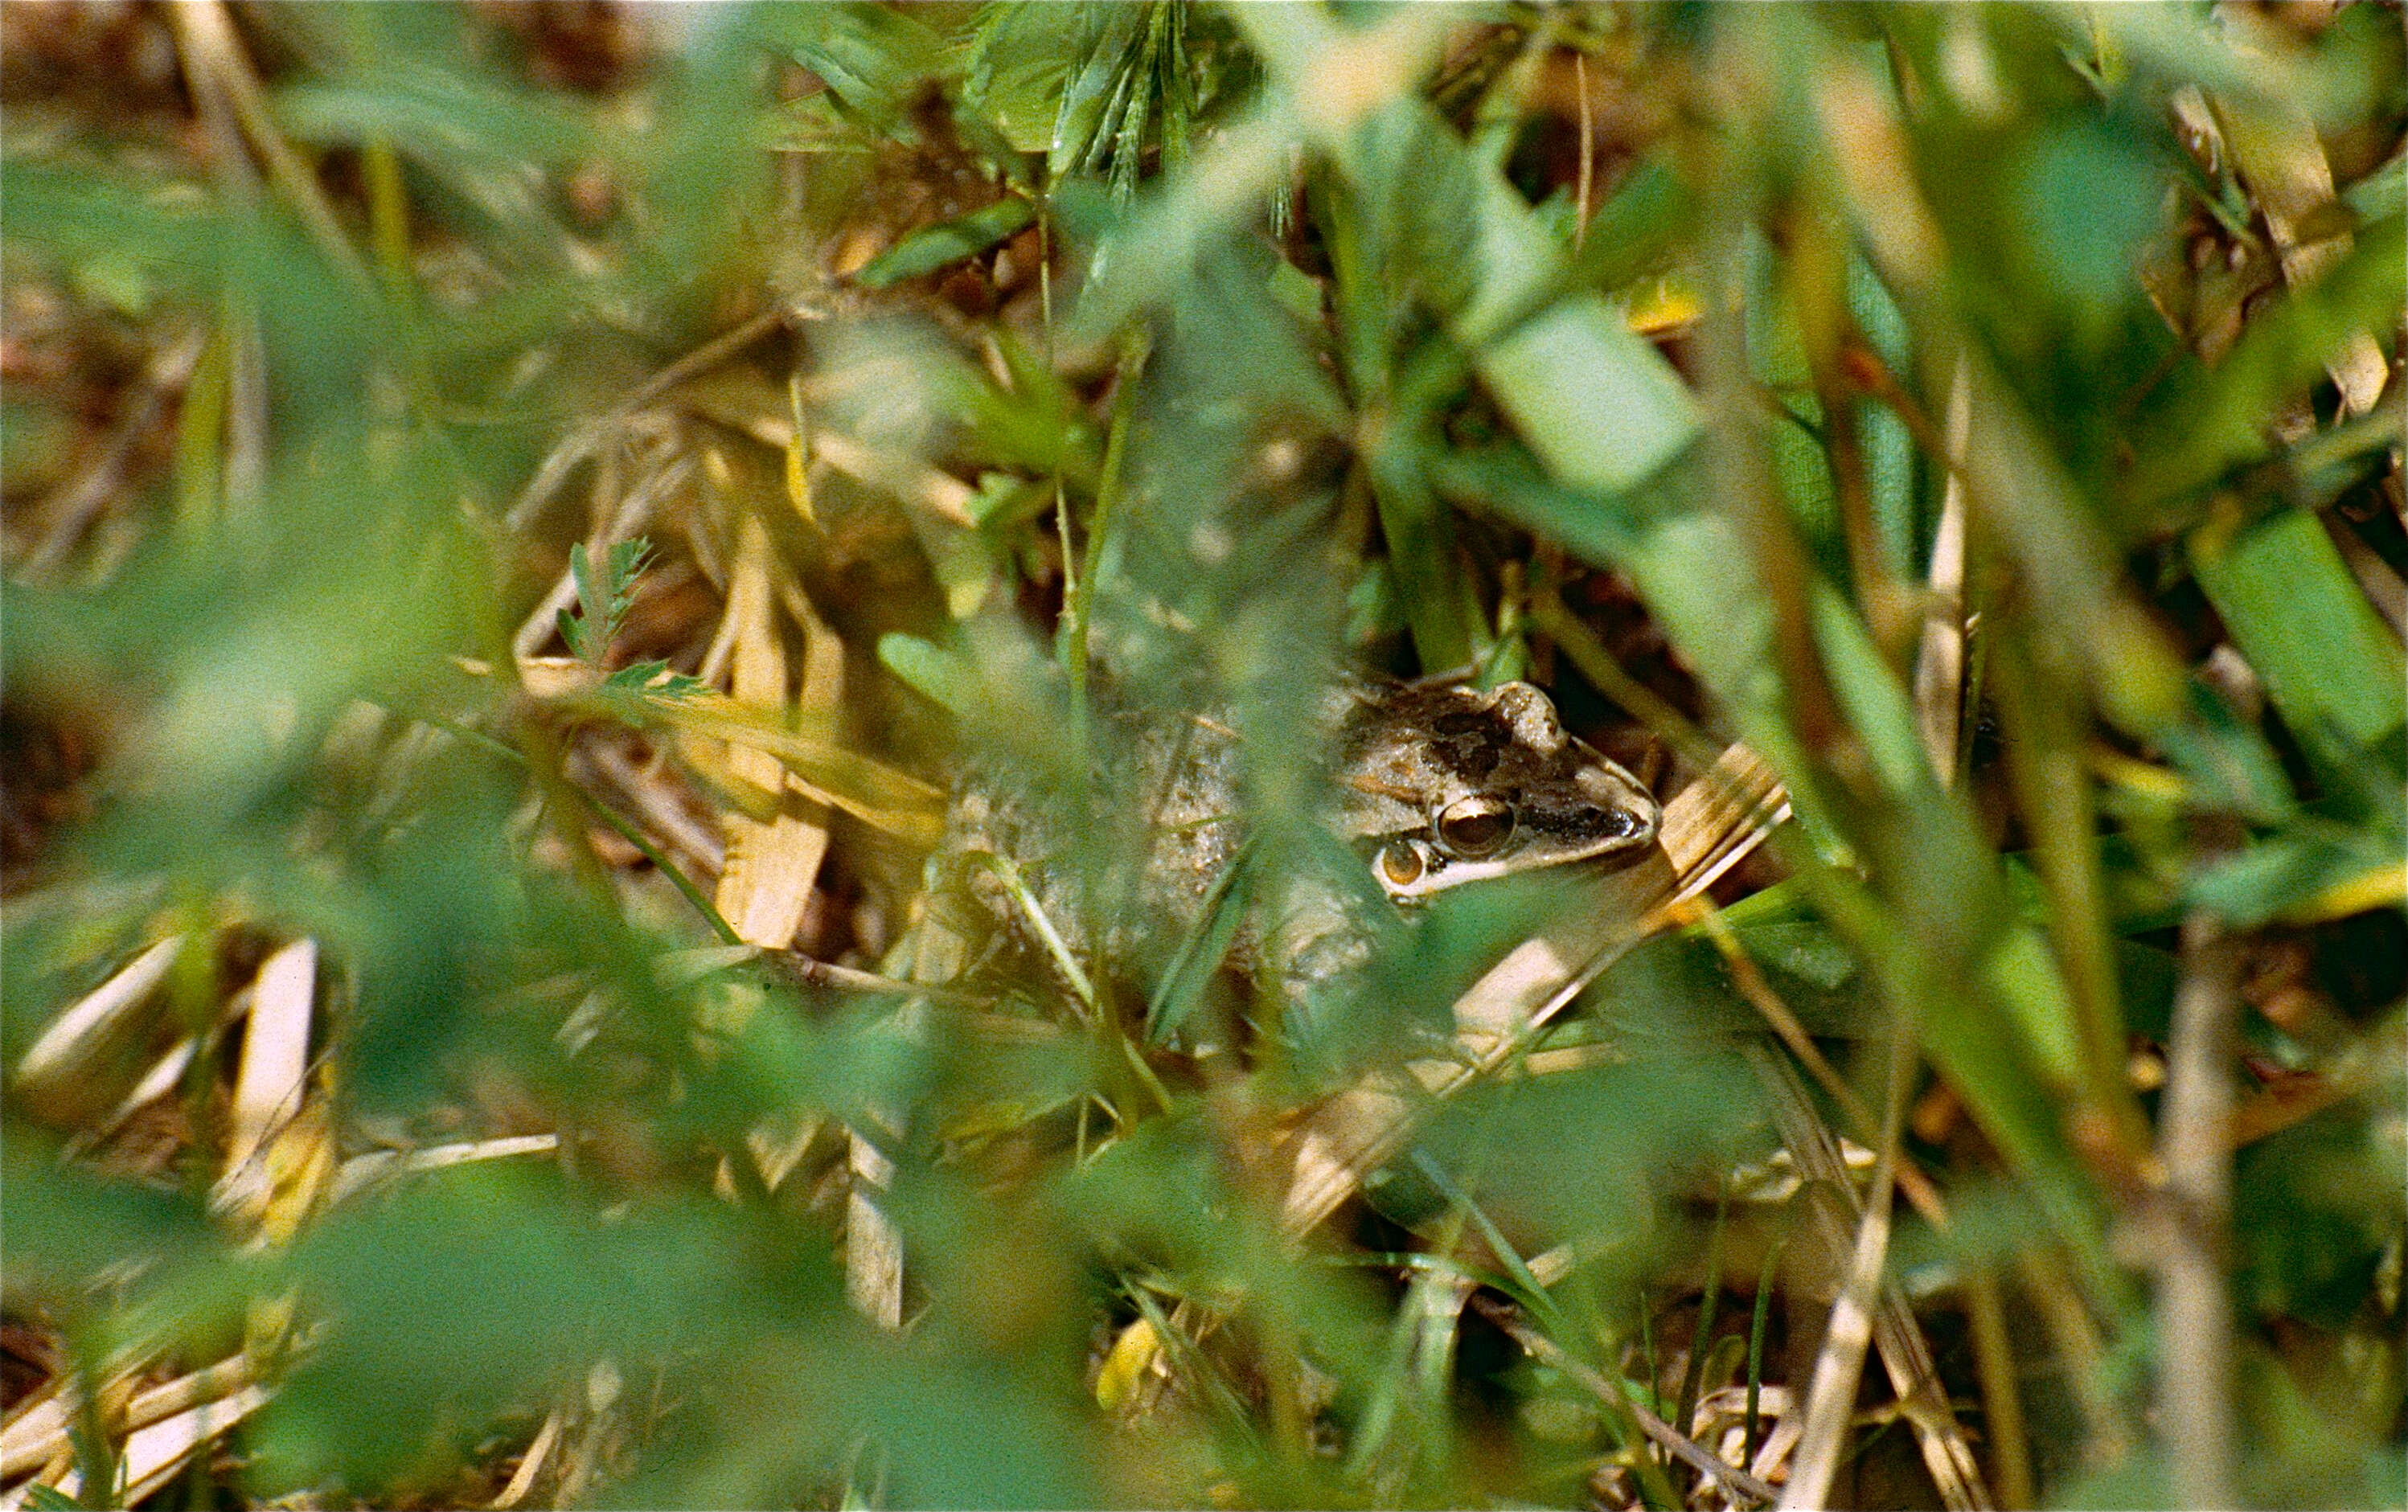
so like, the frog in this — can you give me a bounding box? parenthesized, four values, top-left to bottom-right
(915, 678, 1660, 1009)
(1334, 680, 1658, 904)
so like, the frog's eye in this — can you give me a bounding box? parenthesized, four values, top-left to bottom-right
(1435, 796, 1515, 858)
(1377, 841, 1426, 889)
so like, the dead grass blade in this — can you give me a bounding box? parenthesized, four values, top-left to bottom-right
(219, 939, 315, 1179)
(167, 1, 367, 284)
(3, 1356, 267, 1512)
(11, 936, 184, 1127)
(2207, 90, 2390, 416)
(708, 515, 842, 950)
(1747, 1043, 1992, 1511)
(809, 429, 978, 530)
(1913, 357, 1971, 781)
(687, 530, 907, 1330)
(490, 1409, 563, 1510)
(328, 1134, 562, 1206)
(580, 743, 727, 876)
(0, 1387, 72, 1482)
(211, 940, 340, 1243)
(2326, 512, 2408, 641)
(847, 1129, 905, 1330)
(643, 695, 944, 848)
(1776, 1043, 1905, 1510)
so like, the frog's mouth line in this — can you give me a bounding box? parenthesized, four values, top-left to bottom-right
(1366, 818, 1662, 903)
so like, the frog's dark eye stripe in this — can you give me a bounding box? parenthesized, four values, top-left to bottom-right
(1434, 796, 1515, 858)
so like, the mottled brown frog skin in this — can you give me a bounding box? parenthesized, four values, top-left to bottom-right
(1335, 681, 1658, 904)
(926, 680, 1659, 998)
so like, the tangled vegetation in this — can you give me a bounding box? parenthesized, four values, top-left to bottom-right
(3, 3, 2402, 1508)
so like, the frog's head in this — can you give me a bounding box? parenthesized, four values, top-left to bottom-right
(1336, 681, 1659, 904)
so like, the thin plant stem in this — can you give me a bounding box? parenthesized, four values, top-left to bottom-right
(1637, 1285, 1661, 1468)
(1963, 1265, 2033, 1510)
(573, 784, 742, 947)
(170, 0, 369, 285)
(1064, 337, 1147, 731)
(1674, 1186, 1732, 1452)
(1991, 624, 2150, 1163)
(1743, 1217, 1788, 1470)
(970, 851, 1097, 1015)
(1528, 588, 1721, 772)
(2156, 896, 2242, 1510)
(363, 136, 413, 301)
(1573, 51, 1594, 249)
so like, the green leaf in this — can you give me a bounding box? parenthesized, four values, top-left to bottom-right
(1146, 842, 1257, 1047)
(601, 661, 708, 699)
(603, 538, 651, 639)
(1744, 228, 1839, 559)
(556, 604, 592, 662)
(2189, 506, 2408, 761)
(1981, 925, 2085, 1089)
(558, 537, 654, 666)
(565, 540, 599, 654)
(1847, 250, 1918, 580)
(1477, 293, 1702, 495)
(965, 3, 1088, 154)
(1072, 7, 1456, 344)
(761, 2, 949, 141)
(2189, 822, 2406, 928)
(963, 470, 1052, 531)
(1048, 5, 1151, 180)
(1565, 153, 1694, 294)
(1333, 98, 1703, 493)
(877, 632, 982, 715)
(1811, 583, 1931, 799)
(854, 196, 1036, 289)
(1431, 443, 1643, 569)
(2014, 119, 2163, 334)
(273, 71, 593, 163)
(1, 161, 229, 295)
(1368, 437, 1482, 674)
(2344, 152, 2405, 223)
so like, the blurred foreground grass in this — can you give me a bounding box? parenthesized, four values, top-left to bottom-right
(2, 3, 2403, 1509)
